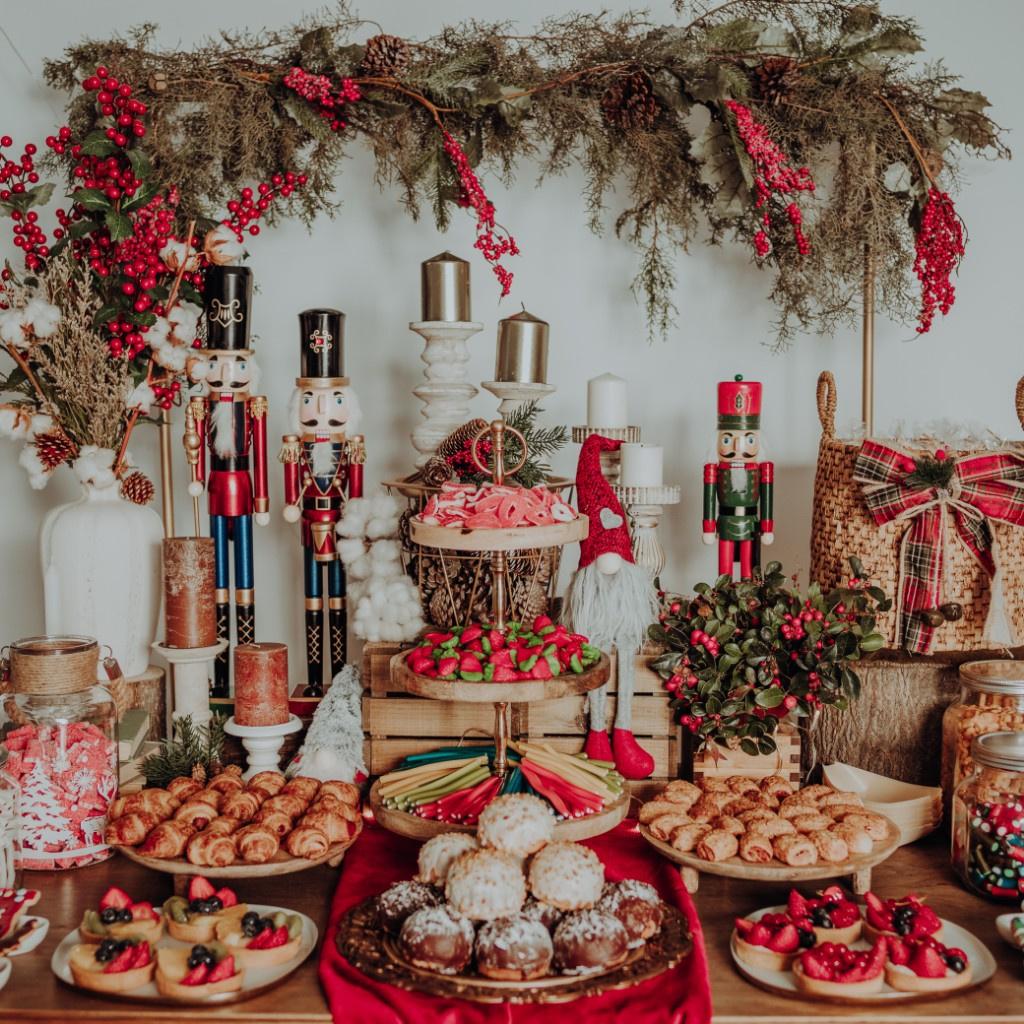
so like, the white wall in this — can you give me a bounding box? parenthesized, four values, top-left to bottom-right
(0, 1, 1020, 672)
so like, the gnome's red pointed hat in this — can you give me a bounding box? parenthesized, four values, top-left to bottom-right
(576, 434, 634, 568)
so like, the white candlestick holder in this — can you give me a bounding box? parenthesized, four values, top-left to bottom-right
(153, 640, 227, 731)
(482, 380, 555, 418)
(612, 484, 682, 579)
(409, 320, 483, 466)
(571, 425, 641, 485)
(224, 714, 302, 781)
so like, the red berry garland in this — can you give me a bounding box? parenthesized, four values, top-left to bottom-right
(442, 131, 519, 296)
(221, 173, 308, 242)
(913, 186, 965, 334)
(725, 100, 815, 259)
(282, 67, 361, 132)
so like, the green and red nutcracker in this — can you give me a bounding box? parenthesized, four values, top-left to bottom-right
(702, 375, 774, 580)
(279, 309, 364, 697)
(186, 265, 270, 696)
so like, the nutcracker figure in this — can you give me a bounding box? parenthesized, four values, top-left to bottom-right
(185, 265, 270, 696)
(279, 309, 365, 697)
(702, 375, 774, 580)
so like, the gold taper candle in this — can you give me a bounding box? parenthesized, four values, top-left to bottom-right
(421, 251, 471, 322)
(495, 310, 549, 383)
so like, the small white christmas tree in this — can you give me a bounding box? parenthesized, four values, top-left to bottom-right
(19, 764, 76, 852)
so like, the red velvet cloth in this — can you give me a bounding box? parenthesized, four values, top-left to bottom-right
(319, 821, 713, 1024)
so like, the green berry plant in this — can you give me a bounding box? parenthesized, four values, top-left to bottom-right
(649, 560, 890, 756)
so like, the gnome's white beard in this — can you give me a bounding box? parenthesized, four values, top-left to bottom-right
(309, 438, 337, 477)
(211, 401, 236, 457)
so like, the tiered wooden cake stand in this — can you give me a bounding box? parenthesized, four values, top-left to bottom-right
(369, 420, 629, 842)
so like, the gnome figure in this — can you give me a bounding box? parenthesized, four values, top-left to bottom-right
(702, 375, 774, 580)
(279, 309, 365, 697)
(186, 265, 270, 696)
(564, 434, 660, 780)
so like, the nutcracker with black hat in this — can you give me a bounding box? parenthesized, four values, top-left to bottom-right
(185, 265, 270, 696)
(564, 434, 660, 780)
(702, 374, 774, 581)
(279, 309, 365, 697)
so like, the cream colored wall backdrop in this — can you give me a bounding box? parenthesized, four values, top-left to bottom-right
(0, 1, 1020, 671)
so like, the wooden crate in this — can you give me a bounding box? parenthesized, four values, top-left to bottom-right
(690, 723, 802, 785)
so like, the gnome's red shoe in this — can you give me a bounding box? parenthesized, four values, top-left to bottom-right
(613, 728, 655, 780)
(584, 729, 613, 764)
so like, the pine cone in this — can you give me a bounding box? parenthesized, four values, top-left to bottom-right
(600, 71, 661, 131)
(753, 56, 801, 105)
(359, 34, 411, 78)
(190, 762, 207, 785)
(120, 471, 155, 505)
(435, 419, 490, 463)
(34, 431, 78, 472)
(422, 456, 454, 488)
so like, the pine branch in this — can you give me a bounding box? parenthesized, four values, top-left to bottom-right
(141, 712, 228, 788)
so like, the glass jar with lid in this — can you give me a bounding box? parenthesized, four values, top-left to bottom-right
(941, 660, 1024, 815)
(952, 731, 1024, 901)
(0, 746, 19, 887)
(0, 635, 117, 870)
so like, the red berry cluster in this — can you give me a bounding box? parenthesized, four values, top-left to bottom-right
(688, 628, 721, 657)
(81, 66, 147, 143)
(447, 436, 493, 479)
(913, 187, 964, 334)
(725, 100, 815, 259)
(151, 380, 182, 410)
(282, 67, 361, 132)
(0, 139, 53, 272)
(442, 131, 519, 297)
(222, 173, 308, 241)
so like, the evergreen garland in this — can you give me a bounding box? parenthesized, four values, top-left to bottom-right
(38, 1, 1008, 345)
(140, 713, 227, 788)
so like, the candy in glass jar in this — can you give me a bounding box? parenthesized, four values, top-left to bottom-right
(0, 746, 19, 888)
(952, 731, 1024, 901)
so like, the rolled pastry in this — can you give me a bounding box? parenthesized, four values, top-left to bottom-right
(829, 823, 873, 855)
(235, 823, 281, 863)
(722, 796, 759, 816)
(285, 825, 331, 860)
(695, 829, 739, 863)
(639, 800, 686, 825)
(669, 823, 711, 853)
(281, 776, 321, 802)
(772, 833, 817, 866)
(841, 813, 889, 841)
(104, 811, 161, 847)
(189, 788, 224, 810)
(826, 804, 868, 822)
(222, 789, 262, 822)
(317, 780, 361, 805)
(779, 799, 819, 820)
(812, 830, 849, 864)
(648, 813, 694, 842)
(114, 789, 179, 820)
(689, 796, 730, 822)
(173, 801, 218, 831)
(798, 784, 836, 804)
(186, 830, 235, 867)
(738, 807, 776, 825)
(792, 812, 834, 834)
(699, 777, 732, 793)
(726, 776, 761, 797)
(204, 816, 240, 835)
(308, 795, 360, 822)
(819, 791, 863, 809)
(254, 810, 293, 837)
(246, 771, 287, 799)
(207, 772, 245, 795)
(138, 821, 194, 858)
(710, 815, 746, 836)
(747, 816, 796, 839)
(300, 809, 354, 845)
(260, 793, 308, 820)
(661, 780, 703, 810)
(759, 774, 795, 801)
(167, 777, 205, 802)
(738, 831, 774, 864)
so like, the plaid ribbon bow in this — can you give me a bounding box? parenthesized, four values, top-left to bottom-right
(854, 440, 1024, 652)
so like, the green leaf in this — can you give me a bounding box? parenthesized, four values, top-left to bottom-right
(79, 130, 117, 157)
(757, 737, 777, 756)
(860, 633, 885, 653)
(121, 181, 160, 214)
(740, 738, 759, 757)
(127, 147, 152, 179)
(755, 687, 785, 709)
(105, 209, 133, 242)
(73, 188, 110, 212)
(25, 182, 55, 209)
(67, 219, 95, 240)
(91, 302, 121, 329)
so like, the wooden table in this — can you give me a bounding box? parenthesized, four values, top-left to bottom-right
(1, 837, 1021, 1023)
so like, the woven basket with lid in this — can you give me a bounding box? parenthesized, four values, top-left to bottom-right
(809, 371, 1024, 653)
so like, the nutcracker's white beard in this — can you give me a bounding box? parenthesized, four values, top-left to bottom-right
(211, 401, 236, 457)
(309, 438, 337, 477)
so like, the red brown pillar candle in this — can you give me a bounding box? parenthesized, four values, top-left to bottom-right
(233, 642, 289, 726)
(162, 537, 217, 648)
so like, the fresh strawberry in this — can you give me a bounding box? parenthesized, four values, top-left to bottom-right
(180, 963, 211, 986)
(104, 944, 138, 974)
(267, 925, 290, 948)
(129, 900, 156, 921)
(734, 917, 754, 937)
(908, 943, 948, 979)
(819, 885, 846, 903)
(128, 942, 151, 969)
(746, 922, 772, 947)
(864, 891, 888, 929)
(99, 886, 133, 911)
(829, 902, 861, 928)
(863, 938, 887, 978)
(799, 949, 833, 980)
(247, 927, 275, 950)
(207, 954, 236, 983)
(787, 890, 810, 920)
(214, 887, 237, 909)
(909, 905, 942, 939)
(766, 923, 800, 953)
(188, 877, 216, 902)
(887, 937, 910, 965)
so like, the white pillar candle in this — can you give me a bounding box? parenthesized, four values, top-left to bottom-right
(587, 373, 628, 428)
(620, 443, 664, 487)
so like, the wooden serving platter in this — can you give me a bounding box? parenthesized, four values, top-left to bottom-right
(50, 903, 317, 1006)
(337, 894, 691, 1004)
(639, 815, 901, 894)
(118, 816, 362, 894)
(370, 780, 630, 843)
(409, 516, 588, 552)
(390, 652, 611, 704)
(730, 905, 996, 1005)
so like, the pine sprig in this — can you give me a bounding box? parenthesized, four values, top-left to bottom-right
(141, 713, 228, 788)
(504, 400, 569, 487)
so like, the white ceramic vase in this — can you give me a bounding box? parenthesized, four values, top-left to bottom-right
(40, 480, 163, 676)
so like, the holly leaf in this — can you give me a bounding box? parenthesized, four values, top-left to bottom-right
(755, 687, 785, 708)
(79, 130, 117, 157)
(25, 182, 55, 209)
(105, 209, 133, 242)
(73, 188, 110, 212)
(122, 181, 160, 213)
(127, 147, 152, 180)
(691, 115, 752, 216)
(91, 302, 121, 329)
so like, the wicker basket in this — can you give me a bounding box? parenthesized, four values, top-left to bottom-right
(810, 371, 1024, 653)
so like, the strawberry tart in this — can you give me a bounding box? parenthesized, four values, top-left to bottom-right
(68, 937, 155, 994)
(163, 877, 246, 943)
(79, 885, 163, 945)
(885, 935, 972, 993)
(155, 942, 244, 998)
(792, 937, 888, 997)
(788, 886, 862, 944)
(733, 911, 816, 971)
(864, 891, 943, 943)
